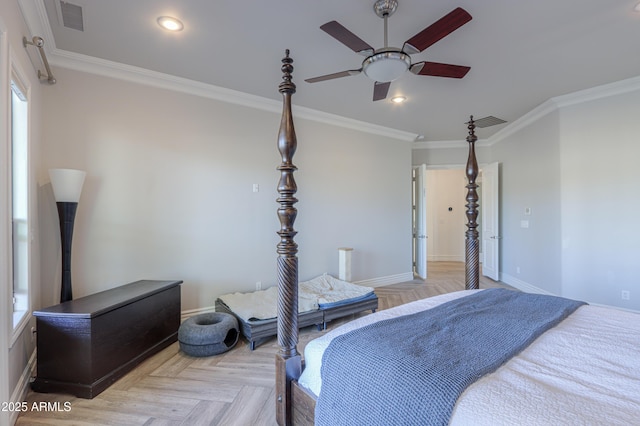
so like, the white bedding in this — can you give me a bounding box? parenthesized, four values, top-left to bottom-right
(218, 274, 373, 322)
(298, 290, 640, 425)
(299, 273, 373, 307)
(217, 286, 317, 322)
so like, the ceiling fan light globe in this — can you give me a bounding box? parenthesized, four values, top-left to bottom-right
(362, 51, 410, 82)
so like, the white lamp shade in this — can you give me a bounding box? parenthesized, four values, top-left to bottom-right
(49, 169, 86, 202)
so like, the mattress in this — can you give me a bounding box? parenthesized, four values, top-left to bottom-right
(217, 286, 317, 322)
(218, 274, 375, 322)
(298, 290, 640, 425)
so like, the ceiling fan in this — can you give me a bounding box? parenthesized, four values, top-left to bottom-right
(305, 0, 472, 101)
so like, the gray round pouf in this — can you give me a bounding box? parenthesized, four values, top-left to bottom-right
(178, 312, 239, 357)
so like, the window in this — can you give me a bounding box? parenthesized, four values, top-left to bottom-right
(11, 70, 30, 331)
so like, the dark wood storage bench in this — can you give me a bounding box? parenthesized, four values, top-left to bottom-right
(31, 279, 182, 399)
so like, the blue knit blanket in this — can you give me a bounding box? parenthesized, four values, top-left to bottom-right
(315, 288, 586, 426)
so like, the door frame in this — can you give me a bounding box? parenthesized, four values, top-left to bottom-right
(412, 165, 427, 279)
(480, 162, 500, 281)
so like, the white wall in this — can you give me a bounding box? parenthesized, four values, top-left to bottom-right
(491, 111, 563, 295)
(415, 78, 640, 311)
(559, 89, 640, 309)
(39, 67, 413, 311)
(490, 85, 640, 311)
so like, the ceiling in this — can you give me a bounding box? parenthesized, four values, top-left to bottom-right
(27, 0, 640, 141)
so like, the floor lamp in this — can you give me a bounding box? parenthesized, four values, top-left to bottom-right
(50, 168, 86, 303)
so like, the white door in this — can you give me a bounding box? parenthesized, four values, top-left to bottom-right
(481, 162, 500, 281)
(413, 165, 428, 279)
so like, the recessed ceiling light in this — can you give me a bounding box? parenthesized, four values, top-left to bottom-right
(391, 96, 406, 104)
(157, 16, 184, 31)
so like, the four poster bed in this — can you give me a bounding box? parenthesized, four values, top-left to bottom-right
(273, 51, 640, 425)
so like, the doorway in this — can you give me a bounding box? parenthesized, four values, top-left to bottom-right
(412, 163, 500, 281)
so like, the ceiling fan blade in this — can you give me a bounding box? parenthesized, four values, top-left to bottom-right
(410, 61, 470, 78)
(373, 81, 391, 101)
(403, 7, 472, 54)
(320, 21, 375, 56)
(305, 69, 362, 83)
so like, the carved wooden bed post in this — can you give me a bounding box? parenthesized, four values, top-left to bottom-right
(465, 116, 480, 290)
(275, 49, 301, 426)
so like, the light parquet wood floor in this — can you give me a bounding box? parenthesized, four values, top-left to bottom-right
(16, 262, 510, 426)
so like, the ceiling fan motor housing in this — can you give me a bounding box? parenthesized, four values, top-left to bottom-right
(374, 0, 398, 18)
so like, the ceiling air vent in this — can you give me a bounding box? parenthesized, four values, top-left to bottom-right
(473, 116, 507, 128)
(59, 1, 84, 31)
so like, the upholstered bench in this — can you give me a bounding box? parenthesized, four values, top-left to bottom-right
(178, 312, 239, 357)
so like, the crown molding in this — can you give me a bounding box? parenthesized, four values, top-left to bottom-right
(553, 74, 640, 109)
(483, 100, 558, 147)
(18, 0, 53, 45)
(47, 48, 416, 142)
(19, 1, 415, 142)
(416, 74, 640, 150)
(412, 138, 491, 150)
(20, 1, 640, 147)
(485, 74, 640, 147)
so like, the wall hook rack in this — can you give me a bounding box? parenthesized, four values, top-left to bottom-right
(22, 36, 56, 84)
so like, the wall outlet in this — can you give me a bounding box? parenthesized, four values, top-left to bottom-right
(256, 281, 262, 291)
(621, 290, 630, 300)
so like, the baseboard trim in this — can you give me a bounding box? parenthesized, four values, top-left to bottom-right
(355, 272, 415, 288)
(501, 274, 640, 313)
(9, 348, 37, 424)
(500, 273, 554, 295)
(427, 255, 464, 262)
(181, 306, 216, 321)
(589, 302, 639, 314)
